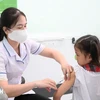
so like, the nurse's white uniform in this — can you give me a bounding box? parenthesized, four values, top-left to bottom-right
(0, 37, 45, 100)
(72, 65, 100, 100)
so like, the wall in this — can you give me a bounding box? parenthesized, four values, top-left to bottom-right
(0, 0, 17, 13)
(17, 0, 100, 38)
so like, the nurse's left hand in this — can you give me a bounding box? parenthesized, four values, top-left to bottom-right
(61, 63, 73, 80)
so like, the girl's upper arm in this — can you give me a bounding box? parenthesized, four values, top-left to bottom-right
(54, 71, 75, 98)
(0, 80, 8, 87)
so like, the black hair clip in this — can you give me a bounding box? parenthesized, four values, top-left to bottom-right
(72, 37, 75, 44)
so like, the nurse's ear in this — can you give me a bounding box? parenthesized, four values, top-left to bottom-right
(3, 26, 10, 35)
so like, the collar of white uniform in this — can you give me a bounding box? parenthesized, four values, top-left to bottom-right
(2, 37, 27, 63)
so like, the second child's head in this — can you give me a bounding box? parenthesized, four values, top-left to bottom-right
(74, 35, 100, 66)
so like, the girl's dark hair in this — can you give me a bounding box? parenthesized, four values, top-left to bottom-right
(74, 35, 100, 66)
(0, 7, 26, 41)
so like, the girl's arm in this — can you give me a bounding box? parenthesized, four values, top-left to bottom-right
(53, 71, 75, 100)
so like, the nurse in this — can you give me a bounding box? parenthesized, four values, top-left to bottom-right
(0, 7, 72, 100)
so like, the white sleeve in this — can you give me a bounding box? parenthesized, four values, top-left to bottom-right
(72, 65, 82, 87)
(0, 54, 7, 80)
(25, 39, 45, 55)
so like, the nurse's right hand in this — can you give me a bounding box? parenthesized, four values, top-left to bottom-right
(35, 78, 57, 91)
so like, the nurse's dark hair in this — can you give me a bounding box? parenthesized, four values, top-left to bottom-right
(74, 35, 100, 66)
(0, 7, 26, 41)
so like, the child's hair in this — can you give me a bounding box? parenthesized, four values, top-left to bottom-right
(74, 35, 100, 66)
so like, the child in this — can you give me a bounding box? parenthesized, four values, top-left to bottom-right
(53, 35, 100, 100)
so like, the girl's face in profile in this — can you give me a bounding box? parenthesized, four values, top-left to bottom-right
(75, 47, 92, 66)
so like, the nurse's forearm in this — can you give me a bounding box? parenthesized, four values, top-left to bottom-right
(0, 81, 37, 97)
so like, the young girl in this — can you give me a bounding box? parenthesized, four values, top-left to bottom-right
(53, 35, 100, 100)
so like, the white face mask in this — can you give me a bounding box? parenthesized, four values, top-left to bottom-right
(8, 29, 28, 43)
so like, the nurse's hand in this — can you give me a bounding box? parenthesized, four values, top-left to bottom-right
(35, 78, 57, 91)
(61, 63, 72, 80)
